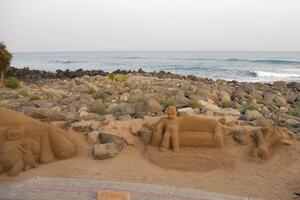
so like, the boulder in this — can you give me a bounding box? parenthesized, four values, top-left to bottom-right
(253, 117, 274, 127)
(285, 119, 300, 127)
(286, 91, 297, 104)
(232, 130, 248, 145)
(220, 91, 231, 102)
(30, 108, 65, 121)
(87, 131, 100, 144)
(273, 81, 287, 90)
(72, 120, 100, 132)
(93, 143, 120, 160)
(245, 110, 264, 121)
(99, 132, 125, 152)
(34, 100, 54, 108)
(145, 98, 163, 114)
(177, 107, 194, 116)
(274, 96, 288, 107)
(107, 103, 135, 116)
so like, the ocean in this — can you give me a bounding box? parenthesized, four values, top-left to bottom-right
(11, 51, 300, 82)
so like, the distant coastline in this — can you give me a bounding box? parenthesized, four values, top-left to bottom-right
(11, 51, 300, 82)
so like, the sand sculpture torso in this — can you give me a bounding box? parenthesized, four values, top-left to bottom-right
(0, 107, 77, 175)
(151, 106, 224, 152)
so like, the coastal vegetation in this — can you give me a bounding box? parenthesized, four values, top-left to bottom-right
(0, 42, 12, 87)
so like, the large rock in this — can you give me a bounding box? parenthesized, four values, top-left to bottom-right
(99, 132, 125, 152)
(220, 91, 231, 102)
(144, 98, 163, 113)
(198, 100, 240, 117)
(30, 108, 65, 121)
(72, 120, 100, 132)
(273, 96, 288, 107)
(177, 107, 195, 116)
(285, 119, 300, 127)
(93, 143, 120, 160)
(87, 131, 100, 144)
(253, 117, 274, 127)
(245, 110, 263, 121)
(286, 91, 298, 104)
(107, 103, 136, 116)
(273, 81, 287, 90)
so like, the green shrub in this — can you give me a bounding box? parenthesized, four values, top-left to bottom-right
(30, 94, 40, 101)
(90, 101, 106, 115)
(222, 100, 233, 108)
(125, 82, 134, 91)
(108, 73, 115, 82)
(288, 107, 300, 117)
(180, 85, 188, 93)
(135, 95, 148, 103)
(4, 77, 20, 89)
(188, 99, 200, 109)
(160, 97, 175, 108)
(86, 86, 96, 95)
(241, 98, 259, 111)
(122, 75, 129, 82)
(18, 89, 29, 97)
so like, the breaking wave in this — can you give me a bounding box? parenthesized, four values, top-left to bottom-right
(251, 71, 300, 78)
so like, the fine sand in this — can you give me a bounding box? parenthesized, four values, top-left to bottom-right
(0, 130, 300, 200)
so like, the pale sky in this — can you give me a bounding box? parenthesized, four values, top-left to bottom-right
(1, 0, 300, 52)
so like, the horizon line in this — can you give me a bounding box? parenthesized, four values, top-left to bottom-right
(12, 50, 300, 54)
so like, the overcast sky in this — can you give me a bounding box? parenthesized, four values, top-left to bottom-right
(1, 0, 300, 52)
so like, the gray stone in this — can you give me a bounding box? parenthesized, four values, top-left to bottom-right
(285, 119, 300, 127)
(245, 110, 263, 121)
(93, 143, 120, 160)
(232, 131, 248, 145)
(177, 107, 194, 116)
(30, 108, 65, 121)
(34, 100, 54, 108)
(253, 117, 274, 127)
(273, 95, 287, 107)
(99, 132, 125, 152)
(87, 131, 100, 144)
(145, 98, 163, 113)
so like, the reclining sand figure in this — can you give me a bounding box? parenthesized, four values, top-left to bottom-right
(250, 126, 291, 159)
(151, 106, 224, 152)
(0, 107, 77, 175)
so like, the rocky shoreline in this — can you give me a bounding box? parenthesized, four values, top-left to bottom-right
(1, 67, 300, 137)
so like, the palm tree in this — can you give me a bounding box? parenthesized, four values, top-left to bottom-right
(0, 42, 12, 87)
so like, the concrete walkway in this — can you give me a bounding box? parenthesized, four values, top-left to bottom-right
(0, 177, 258, 200)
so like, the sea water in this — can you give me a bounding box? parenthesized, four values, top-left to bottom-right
(11, 51, 300, 82)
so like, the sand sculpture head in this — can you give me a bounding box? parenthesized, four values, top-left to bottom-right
(6, 126, 24, 141)
(0, 107, 77, 176)
(151, 106, 224, 152)
(166, 106, 177, 120)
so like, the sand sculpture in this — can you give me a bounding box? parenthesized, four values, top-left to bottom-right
(250, 127, 291, 159)
(151, 106, 224, 152)
(0, 107, 77, 175)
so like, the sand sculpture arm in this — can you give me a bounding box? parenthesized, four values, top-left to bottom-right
(151, 118, 166, 146)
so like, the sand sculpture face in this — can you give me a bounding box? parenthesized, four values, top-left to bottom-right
(0, 108, 77, 176)
(151, 106, 224, 152)
(167, 106, 176, 120)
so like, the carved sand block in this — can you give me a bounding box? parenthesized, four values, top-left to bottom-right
(250, 127, 292, 159)
(151, 106, 224, 152)
(0, 107, 77, 175)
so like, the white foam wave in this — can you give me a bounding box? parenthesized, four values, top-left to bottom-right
(254, 71, 300, 78)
